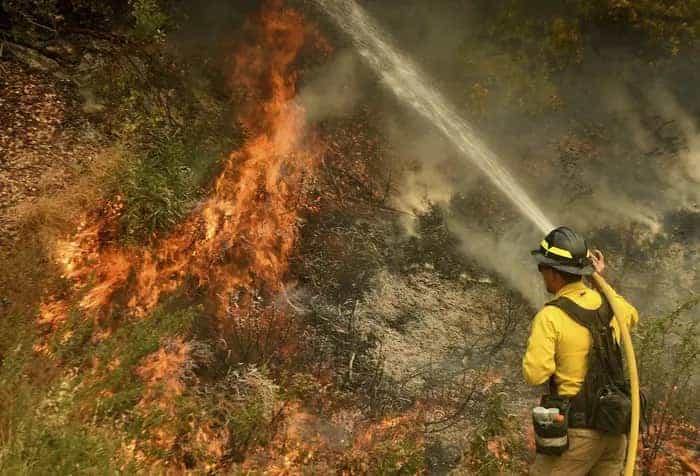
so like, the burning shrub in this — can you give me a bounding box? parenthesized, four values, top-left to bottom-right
(64, 305, 198, 422)
(460, 391, 528, 476)
(369, 438, 426, 475)
(164, 365, 284, 469)
(334, 414, 426, 475)
(47, 307, 95, 366)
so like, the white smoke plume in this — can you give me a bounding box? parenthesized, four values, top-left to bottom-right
(304, 0, 698, 310)
(299, 50, 363, 122)
(447, 219, 548, 307)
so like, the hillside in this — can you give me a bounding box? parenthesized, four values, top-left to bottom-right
(1, 0, 698, 474)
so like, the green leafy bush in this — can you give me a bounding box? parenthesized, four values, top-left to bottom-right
(0, 397, 128, 475)
(116, 133, 204, 243)
(226, 368, 281, 455)
(371, 438, 425, 476)
(114, 127, 227, 243)
(636, 297, 699, 472)
(129, 0, 167, 38)
(464, 391, 528, 476)
(0, 370, 134, 475)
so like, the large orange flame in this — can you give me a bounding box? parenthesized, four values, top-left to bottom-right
(39, 3, 327, 335)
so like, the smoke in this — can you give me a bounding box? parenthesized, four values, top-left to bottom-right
(447, 219, 547, 306)
(298, 0, 700, 313)
(683, 130, 700, 183)
(381, 116, 473, 235)
(683, 133, 700, 183)
(299, 50, 364, 122)
(648, 86, 700, 199)
(541, 83, 700, 243)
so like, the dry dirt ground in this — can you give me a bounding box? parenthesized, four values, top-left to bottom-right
(356, 270, 525, 390)
(0, 57, 104, 248)
(352, 269, 536, 469)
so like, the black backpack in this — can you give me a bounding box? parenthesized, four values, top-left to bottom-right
(547, 295, 631, 435)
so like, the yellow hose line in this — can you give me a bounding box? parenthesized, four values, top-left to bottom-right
(592, 272, 640, 476)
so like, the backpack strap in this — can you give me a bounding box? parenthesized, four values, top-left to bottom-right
(546, 296, 603, 331)
(544, 297, 589, 401)
(548, 375, 557, 396)
(546, 295, 619, 376)
(546, 293, 627, 429)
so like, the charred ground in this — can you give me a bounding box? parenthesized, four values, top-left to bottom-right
(1, 0, 699, 474)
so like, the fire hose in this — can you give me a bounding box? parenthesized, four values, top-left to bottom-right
(591, 272, 640, 476)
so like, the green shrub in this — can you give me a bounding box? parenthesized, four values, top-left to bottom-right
(371, 438, 425, 476)
(0, 408, 126, 475)
(0, 313, 33, 375)
(225, 367, 281, 456)
(129, 0, 167, 38)
(464, 391, 528, 476)
(116, 133, 206, 243)
(0, 376, 134, 475)
(636, 297, 699, 472)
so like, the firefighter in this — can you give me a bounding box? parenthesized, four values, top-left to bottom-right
(523, 226, 639, 475)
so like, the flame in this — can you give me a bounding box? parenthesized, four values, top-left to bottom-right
(37, 2, 327, 333)
(641, 418, 700, 474)
(33, 6, 329, 465)
(242, 404, 425, 475)
(37, 300, 69, 327)
(135, 339, 189, 412)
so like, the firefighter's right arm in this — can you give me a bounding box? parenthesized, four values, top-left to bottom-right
(522, 307, 558, 386)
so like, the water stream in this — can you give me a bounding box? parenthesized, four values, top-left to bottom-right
(314, 0, 554, 233)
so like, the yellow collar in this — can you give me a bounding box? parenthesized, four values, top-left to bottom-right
(555, 280, 589, 298)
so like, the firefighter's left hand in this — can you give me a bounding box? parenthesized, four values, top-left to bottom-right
(590, 249, 605, 275)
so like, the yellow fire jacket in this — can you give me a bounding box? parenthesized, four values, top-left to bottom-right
(522, 280, 639, 397)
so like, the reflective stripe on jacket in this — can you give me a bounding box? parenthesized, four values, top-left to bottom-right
(522, 280, 639, 397)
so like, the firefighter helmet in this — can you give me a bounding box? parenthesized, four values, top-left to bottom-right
(531, 226, 593, 275)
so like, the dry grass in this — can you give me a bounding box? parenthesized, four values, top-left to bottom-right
(0, 147, 121, 313)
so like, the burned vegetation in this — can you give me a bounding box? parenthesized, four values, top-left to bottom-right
(1, 0, 699, 474)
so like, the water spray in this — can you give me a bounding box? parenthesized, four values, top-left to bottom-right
(315, 1, 640, 473)
(313, 0, 553, 234)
